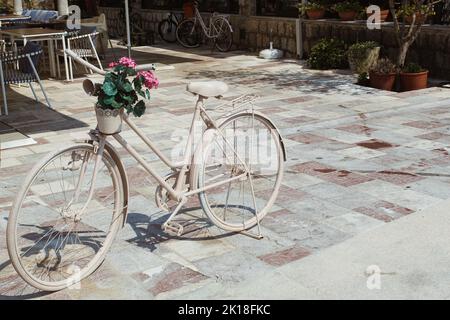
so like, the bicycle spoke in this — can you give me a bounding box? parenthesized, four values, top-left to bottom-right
(9, 144, 123, 290)
(199, 113, 283, 231)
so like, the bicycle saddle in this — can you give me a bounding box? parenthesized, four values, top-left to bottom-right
(186, 81, 228, 98)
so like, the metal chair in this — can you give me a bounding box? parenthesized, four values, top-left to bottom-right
(56, 30, 103, 81)
(0, 41, 52, 116)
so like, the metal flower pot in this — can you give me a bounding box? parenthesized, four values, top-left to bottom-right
(95, 105, 123, 135)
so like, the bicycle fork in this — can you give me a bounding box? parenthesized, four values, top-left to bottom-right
(65, 136, 107, 221)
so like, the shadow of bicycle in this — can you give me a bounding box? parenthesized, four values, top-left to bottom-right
(124, 205, 249, 252)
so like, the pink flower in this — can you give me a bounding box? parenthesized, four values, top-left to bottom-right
(137, 71, 159, 89)
(108, 62, 118, 68)
(118, 57, 137, 68)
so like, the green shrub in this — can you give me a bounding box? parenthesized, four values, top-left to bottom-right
(299, 1, 326, 11)
(370, 58, 398, 74)
(357, 72, 369, 85)
(348, 41, 379, 56)
(402, 62, 426, 73)
(348, 41, 380, 74)
(308, 38, 348, 70)
(332, 1, 362, 13)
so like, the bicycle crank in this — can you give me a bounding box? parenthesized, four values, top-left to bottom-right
(155, 172, 188, 211)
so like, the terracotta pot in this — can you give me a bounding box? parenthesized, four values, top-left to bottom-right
(338, 11, 358, 21)
(400, 70, 428, 91)
(306, 9, 325, 20)
(95, 105, 123, 135)
(380, 9, 389, 22)
(369, 71, 397, 91)
(405, 12, 426, 24)
(183, 1, 195, 18)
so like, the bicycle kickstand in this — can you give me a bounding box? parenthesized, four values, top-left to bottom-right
(161, 197, 187, 236)
(239, 213, 264, 240)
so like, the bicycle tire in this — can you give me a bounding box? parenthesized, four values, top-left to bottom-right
(213, 18, 233, 52)
(7, 143, 125, 291)
(158, 19, 178, 43)
(197, 113, 284, 232)
(176, 19, 201, 48)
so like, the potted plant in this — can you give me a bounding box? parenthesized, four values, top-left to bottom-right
(379, 8, 390, 21)
(367, 0, 390, 21)
(347, 41, 380, 74)
(400, 62, 428, 91)
(389, 0, 436, 68)
(299, 1, 327, 20)
(92, 57, 159, 134)
(396, 2, 435, 24)
(369, 58, 398, 91)
(333, 1, 363, 21)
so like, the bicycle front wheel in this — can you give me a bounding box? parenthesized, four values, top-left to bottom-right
(213, 18, 233, 52)
(198, 113, 284, 232)
(7, 143, 125, 291)
(176, 19, 201, 48)
(159, 18, 178, 43)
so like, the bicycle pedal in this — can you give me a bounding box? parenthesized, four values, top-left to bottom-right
(162, 222, 184, 236)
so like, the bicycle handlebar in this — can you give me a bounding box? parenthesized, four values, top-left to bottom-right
(65, 49, 156, 75)
(64, 49, 156, 97)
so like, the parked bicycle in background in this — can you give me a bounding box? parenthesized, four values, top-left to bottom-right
(176, 0, 233, 52)
(158, 11, 183, 43)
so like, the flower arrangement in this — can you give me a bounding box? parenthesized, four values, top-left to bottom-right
(94, 57, 159, 117)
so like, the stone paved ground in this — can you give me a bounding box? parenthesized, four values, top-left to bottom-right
(1, 44, 450, 299)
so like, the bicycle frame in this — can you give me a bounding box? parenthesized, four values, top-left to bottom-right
(78, 95, 250, 223)
(192, 6, 231, 39)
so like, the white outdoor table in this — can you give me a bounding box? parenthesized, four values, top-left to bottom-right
(0, 27, 69, 80)
(0, 14, 31, 28)
(80, 21, 108, 55)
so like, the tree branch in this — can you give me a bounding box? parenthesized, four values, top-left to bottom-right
(389, 0, 401, 45)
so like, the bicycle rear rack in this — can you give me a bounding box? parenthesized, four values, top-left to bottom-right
(206, 93, 259, 119)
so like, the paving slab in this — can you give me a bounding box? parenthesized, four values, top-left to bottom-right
(0, 44, 450, 299)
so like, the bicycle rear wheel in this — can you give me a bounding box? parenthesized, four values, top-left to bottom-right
(7, 143, 125, 291)
(159, 18, 178, 43)
(198, 113, 284, 232)
(213, 18, 233, 52)
(176, 19, 201, 48)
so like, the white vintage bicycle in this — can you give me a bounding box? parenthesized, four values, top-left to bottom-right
(176, 0, 233, 51)
(6, 78, 285, 291)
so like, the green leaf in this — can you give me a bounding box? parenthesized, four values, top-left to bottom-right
(127, 68, 137, 76)
(122, 82, 133, 92)
(102, 81, 117, 96)
(102, 95, 115, 105)
(133, 100, 146, 117)
(122, 94, 134, 102)
(111, 99, 122, 109)
(114, 65, 126, 73)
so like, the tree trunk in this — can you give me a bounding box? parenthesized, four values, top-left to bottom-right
(397, 41, 410, 68)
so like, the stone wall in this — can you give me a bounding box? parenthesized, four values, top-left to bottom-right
(98, 6, 299, 57)
(302, 19, 450, 80)
(233, 15, 298, 56)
